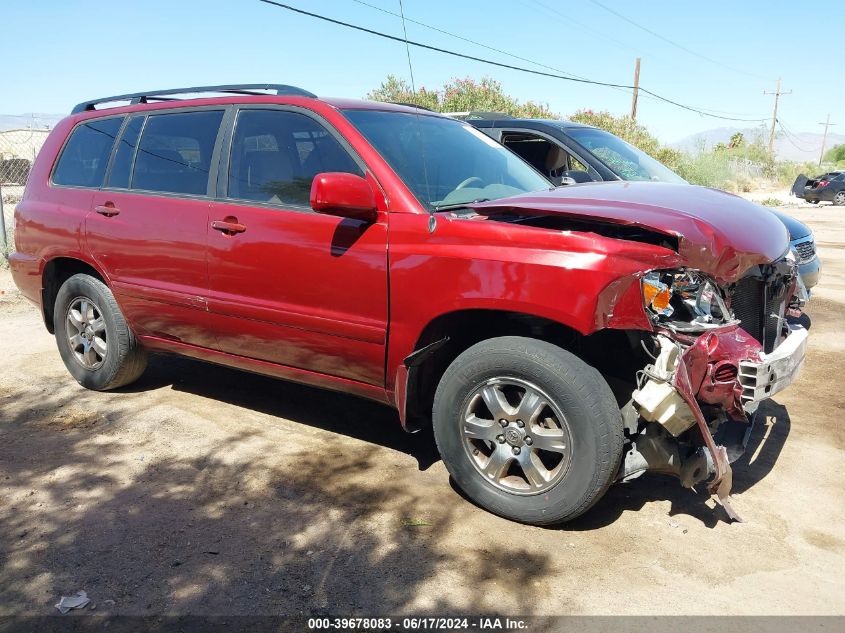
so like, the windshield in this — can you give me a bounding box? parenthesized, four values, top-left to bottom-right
(566, 127, 686, 184)
(343, 109, 551, 209)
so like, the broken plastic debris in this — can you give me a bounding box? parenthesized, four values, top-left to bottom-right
(55, 591, 90, 614)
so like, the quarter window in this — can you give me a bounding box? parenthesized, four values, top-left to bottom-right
(53, 117, 124, 188)
(132, 110, 224, 196)
(228, 109, 362, 206)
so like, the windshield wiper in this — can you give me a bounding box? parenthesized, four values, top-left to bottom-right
(433, 198, 491, 212)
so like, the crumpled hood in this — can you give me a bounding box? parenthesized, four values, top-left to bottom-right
(470, 182, 790, 283)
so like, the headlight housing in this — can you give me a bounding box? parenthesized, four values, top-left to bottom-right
(642, 270, 732, 330)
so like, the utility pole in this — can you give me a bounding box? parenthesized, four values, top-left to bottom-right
(764, 77, 791, 155)
(630, 57, 641, 120)
(818, 113, 836, 167)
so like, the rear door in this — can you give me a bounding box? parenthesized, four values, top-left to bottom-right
(86, 107, 226, 348)
(206, 106, 388, 385)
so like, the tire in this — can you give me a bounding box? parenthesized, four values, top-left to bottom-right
(53, 273, 147, 391)
(834, 191, 845, 206)
(432, 336, 623, 525)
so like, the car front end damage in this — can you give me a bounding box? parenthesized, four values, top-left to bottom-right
(470, 183, 811, 520)
(620, 256, 808, 520)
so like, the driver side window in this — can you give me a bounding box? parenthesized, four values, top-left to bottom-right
(501, 132, 588, 185)
(228, 109, 362, 207)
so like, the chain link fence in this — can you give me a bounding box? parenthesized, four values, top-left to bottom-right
(1, 125, 53, 262)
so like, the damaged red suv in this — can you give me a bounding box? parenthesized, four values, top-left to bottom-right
(10, 85, 809, 524)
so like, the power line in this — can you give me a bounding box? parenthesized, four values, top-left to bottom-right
(258, 1, 769, 123)
(349, 0, 647, 106)
(351, 0, 759, 118)
(349, 0, 586, 80)
(396, 0, 416, 93)
(776, 120, 816, 153)
(586, 0, 770, 81)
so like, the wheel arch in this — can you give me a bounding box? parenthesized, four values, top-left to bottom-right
(397, 308, 585, 432)
(41, 256, 108, 334)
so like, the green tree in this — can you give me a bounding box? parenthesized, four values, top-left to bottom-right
(366, 75, 556, 118)
(823, 144, 845, 163)
(728, 132, 745, 149)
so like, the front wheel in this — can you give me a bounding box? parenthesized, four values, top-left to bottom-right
(53, 273, 147, 391)
(834, 191, 845, 206)
(432, 336, 623, 525)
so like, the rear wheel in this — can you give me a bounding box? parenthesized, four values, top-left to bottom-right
(432, 336, 623, 525)
(834, 191, 845, 206)
(54, 274, 147, 390)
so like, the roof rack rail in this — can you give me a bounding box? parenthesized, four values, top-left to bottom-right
(71, 84, 317, 114)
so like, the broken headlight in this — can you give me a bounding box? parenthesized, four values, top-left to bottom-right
(642, 270, 732, 329)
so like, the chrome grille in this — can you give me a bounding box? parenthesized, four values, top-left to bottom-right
(794, 239, 816, 264)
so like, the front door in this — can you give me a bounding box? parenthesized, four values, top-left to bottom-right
(87, 108, 225, 348)
(206, 107, 388, 386)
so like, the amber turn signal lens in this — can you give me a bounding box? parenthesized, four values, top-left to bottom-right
(651, 287, 672, 311)
(642, 277, 673, 314)
(642, 282, 660, 305)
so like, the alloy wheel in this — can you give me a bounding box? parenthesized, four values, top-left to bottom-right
(461, 377, 573, 495)
(65, 296, 108, 370)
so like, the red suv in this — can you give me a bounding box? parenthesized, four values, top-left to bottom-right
(10, 85, 809, 524)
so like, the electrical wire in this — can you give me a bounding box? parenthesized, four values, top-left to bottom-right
(258, 1, 769, 123)
(349, 0, 586, 80)
(586, 0, 771, 82)
(776, 120, 819, 153)
(350, 0, 658, 108)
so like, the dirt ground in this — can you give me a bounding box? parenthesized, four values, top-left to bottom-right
(0, 204, 843, 617)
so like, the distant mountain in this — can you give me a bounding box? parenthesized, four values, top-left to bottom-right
(0, 113, 64, 131)
(671, 125, 845, 163)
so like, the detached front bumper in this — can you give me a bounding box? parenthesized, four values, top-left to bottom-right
(625, 322, 808, 521)
(739, 324, 809, 410)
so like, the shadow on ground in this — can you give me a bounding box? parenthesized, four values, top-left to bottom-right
(126, 354, 441, 472)
(0, 352, 793, 614)
(0, 367, 548, 615)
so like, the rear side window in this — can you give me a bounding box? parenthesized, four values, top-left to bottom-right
(107, 116, 144, 189)
(53, 117, 123, 187)
(132, 110, 223, 196)
(228, 109, 362, 206)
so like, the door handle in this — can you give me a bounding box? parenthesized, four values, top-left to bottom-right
(94, 202, 120, 217)
(211, 218, 246, 235)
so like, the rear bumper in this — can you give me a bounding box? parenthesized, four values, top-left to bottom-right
(8, 251, 42, 307)
(739, 324, 809, 411)
(803, 189, 831, 202)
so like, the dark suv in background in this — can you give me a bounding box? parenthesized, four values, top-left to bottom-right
(463, 114, 821, 290)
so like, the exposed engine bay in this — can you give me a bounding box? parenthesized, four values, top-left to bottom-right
(620, 257, 808, 521)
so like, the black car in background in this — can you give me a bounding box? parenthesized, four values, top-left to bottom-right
(462, 114, 821, 290)
(795, 171, 845, 206)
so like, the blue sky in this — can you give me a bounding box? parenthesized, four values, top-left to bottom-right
(2, 0, 841, 143)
